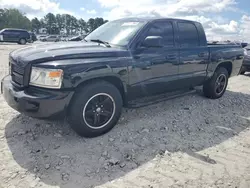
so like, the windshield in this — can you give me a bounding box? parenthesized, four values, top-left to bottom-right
(85, 20, 146, 46)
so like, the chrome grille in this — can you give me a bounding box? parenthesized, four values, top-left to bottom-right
(10, 60, 25, 87)
(12, 64, 25, 75)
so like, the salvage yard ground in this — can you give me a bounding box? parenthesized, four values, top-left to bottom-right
(0, 43, 250, 188)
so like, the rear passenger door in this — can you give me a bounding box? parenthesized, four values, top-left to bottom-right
(177, 21, 209, 87)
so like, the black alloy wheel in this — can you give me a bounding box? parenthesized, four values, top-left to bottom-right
(83, 93, 115, 129)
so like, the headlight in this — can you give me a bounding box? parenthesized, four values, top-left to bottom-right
(244, 49, 248, 56)
(30, 67, 63, 88)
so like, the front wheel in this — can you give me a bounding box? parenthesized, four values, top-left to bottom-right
(68, 81, 123, 137)
(19, 38, 27, 45)
(203, 67, 229, 99)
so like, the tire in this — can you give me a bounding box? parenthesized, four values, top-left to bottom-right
(68, 80, 123, 137)
(203, 67, 229, 99)
(240, 70, 245, 75)
(19, 38, 27, 45)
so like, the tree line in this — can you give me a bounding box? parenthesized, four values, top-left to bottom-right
(0, 8, 108, 35)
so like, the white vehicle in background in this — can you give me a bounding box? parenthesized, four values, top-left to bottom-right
(41, 35, 60, 42)
(38, 35, 47, 41)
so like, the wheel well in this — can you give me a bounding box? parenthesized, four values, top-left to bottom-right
(75, 77, 126, 104)
(217, 62, 232, 76)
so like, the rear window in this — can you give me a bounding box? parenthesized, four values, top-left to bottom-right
(178, 22, 200, 47)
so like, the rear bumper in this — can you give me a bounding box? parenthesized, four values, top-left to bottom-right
(1, 75, 74, 118)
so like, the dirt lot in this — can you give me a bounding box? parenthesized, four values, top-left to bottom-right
(0, 43, 250, 188)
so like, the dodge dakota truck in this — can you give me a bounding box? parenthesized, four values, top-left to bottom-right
(1, 18, 244, 137)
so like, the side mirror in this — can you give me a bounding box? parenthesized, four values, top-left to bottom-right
(141, 36, 163, 48)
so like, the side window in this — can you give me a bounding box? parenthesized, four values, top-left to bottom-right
(11, 30, 20, 36)
(145, 21, 174, 47)
(3, 30, 10, 34)
(178, 22, 199, 47)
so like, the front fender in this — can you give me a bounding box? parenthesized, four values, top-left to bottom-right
(64, 64, 128, 94)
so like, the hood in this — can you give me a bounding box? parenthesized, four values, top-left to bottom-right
(10, 42, 129, 64)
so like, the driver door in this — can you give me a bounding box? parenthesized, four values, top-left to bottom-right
(128, 20, 179, 98)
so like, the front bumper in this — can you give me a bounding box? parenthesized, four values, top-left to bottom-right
(1, 75, 74, 118)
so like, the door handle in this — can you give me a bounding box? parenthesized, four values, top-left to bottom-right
(140, 61, 152, 70)
(198, 52, 206, 57)
(166, 55, 177, 60)
(142, 66, 151, 70)
(134, 55, 140, 59)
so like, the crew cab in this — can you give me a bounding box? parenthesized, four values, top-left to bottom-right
(1, 18, 244, 137)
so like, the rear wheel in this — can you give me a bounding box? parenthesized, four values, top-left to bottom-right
(19, 38, 27, 45)
(203, 67, 229, 99)
(68, 81, 123, 137)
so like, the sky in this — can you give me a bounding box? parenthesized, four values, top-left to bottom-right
(0, 0, 249, 41)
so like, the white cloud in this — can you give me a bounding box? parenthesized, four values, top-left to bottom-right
(98, 0, 238, 18)
(0, 0, 77, 19)
(239, 15, 250, 42)
(98, 0, 248, 42)
(80, 7, 85, 11)
(86, 9, 97, 15)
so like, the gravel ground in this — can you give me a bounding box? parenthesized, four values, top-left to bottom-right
(0, 43, 250, 188)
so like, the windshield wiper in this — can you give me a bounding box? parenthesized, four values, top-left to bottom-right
(90, 39, 111, 47)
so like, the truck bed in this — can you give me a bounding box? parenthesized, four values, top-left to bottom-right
(207, 44, 243, 78)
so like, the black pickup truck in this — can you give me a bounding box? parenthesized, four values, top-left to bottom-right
(1, 18, 244, 137)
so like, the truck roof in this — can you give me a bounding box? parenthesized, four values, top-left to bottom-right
(117, 17, 200, 24)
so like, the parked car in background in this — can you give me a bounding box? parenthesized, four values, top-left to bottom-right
(240, 46, 250, 74)
(38, 35, 47, 41)
(68, 35, 87, 41)
(0, 28, 31, 44)
(1, 17, 244, 138)
(60, 35, 69, 41)
(241, 42, 248, 48)
(42, 35, 60, 42)
(29, 32, 37, 43)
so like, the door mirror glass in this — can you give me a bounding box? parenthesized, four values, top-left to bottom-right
(141, 36, 163, 48)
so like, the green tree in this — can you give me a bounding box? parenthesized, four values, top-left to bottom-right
(0, 8, 31, 30)
(62, 14, 72, 35)
(39, 18, 46, 28)
(0, 8, 108, 35)
(94, 17, 106, 29)
(44, 13, 57, 34)
(31, 17, 41, 33)
(0, 9, 7, 29)
(78, 18, 88, 34)
(70, 15, 79, 34)
(87, 17, 107, 33)
(56, 14, 64, 34)
(87, 18, 95, 32)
